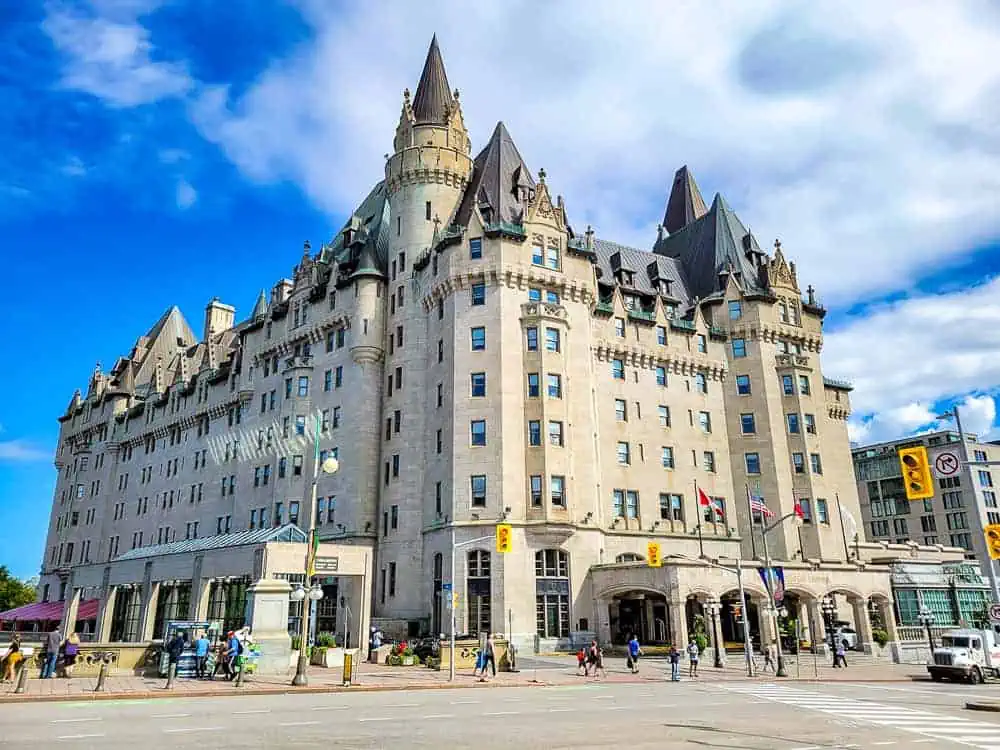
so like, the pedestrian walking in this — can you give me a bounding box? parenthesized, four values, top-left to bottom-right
(40, 627, 61, 679)
(626, 634, 642, 674)
(593, 646, 607, 679)
(1, 636, 23, 682)
(478, 633, 497, 681)
(226, 630, 242, 681)
(687, 639, 700, 678)
(668, 645, 681, 681)
(194, 632, 211, 678)
(576, 647, 587, 676)
(834, 640, 848, 668)
(62, 633, 80, 677)
(762, 642, 776, 673)
(584, 640, 599, 677)
(212, 638, 230, 680)
(166, 630, 186, 678)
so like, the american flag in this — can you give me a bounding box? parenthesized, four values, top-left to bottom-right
(747, 486, 774, 518)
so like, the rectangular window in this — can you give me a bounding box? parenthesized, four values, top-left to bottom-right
(469, 238, 482, 259)
(703, 451, 716, 473)
(471, 372, 486, 397)
(546, 244, 560, 270)
(547, 373, 562, 398)
(324, 370, 332, 391)
(804, 414, 816, 434)
(528, 288, 541, 302)
(612, 359, 625, 379)
(471, 420, 487, 446)
(392, 454, 399, 477)
(698, 411, 711, 433)
(471, 327, 486, 351)
(471, 282, 486, 306)
(695, 373, 707, 394)
(545, 328, 560, 352)
(810, 453, 823, 475)
(614, 317, 625, 337)
(816, 498, 829, 524)
(656, 366, 667, 387)
(297, 376, 309, 397)
(782, 375, 795, 395)
(625, 490, 639, 519)
(696, 334, 707, 353)
(787, 413, 800, 433)
(527, 373, 540, 397)
(390, 505, 398, 530)
(285, 378, 293, 398)
(526, 327, 538, 351)
(980, 471, 994, 488)
(436, 429, 442, 454)
(550, 476, 565, 507)
(736, 374, 751, 395)
(613, 489, 625, 518)
(548, 421, 564, 447)
(617, 441, 630, 465)
(545, 290, 560, 305)
(745, 452, 761, 474)
(528, 420, 542, 446)
(437, 383, 443, 407)
(656, 326, 667, 345)
(732, 338, 747, 358)
(292, 455, 303, 476)
(740, 413, 756, 434)
(615, 399, 627, 421)
(799, 499, 812, 523)
(728, 301, 742, 320)
(530, 475, 543, 506)
(661, 446, 675, 469)
(295, 415, 306, 435)
(792, 453, 805, 473)
(471, 475, 487, 507)
(798, 375, 811, 395)
(658, 405, 670, 427)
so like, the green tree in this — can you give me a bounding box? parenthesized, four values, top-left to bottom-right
(0, 566, 35, 613)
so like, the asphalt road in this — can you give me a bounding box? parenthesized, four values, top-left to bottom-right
(3, 678, 1000, 748)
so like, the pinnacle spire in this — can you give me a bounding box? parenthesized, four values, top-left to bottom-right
(412, 34, 454, 125)
(252, 289, 268, 319)
(663, 165, 708, 234)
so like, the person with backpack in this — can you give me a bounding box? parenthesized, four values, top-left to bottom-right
(668, 645, 681, 681)
(165, 631, 186, 685)
(686, 638, 700, 678)
(626, 634, 642, 674)
(62, 633, 81, 678)
(226, 630, 243, 681)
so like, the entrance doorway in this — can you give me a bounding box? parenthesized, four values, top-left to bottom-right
(609, 591, 669, 645)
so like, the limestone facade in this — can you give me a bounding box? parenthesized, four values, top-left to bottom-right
(38, 37, 954, 652)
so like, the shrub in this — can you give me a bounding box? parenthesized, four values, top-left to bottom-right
(403, 647, 414, 657)
(388, 654, 403, 666)
(872, 628, 889, 648)
(694, 633, 708, 654)
(316, 632, 337, 648)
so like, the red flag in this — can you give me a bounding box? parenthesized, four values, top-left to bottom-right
(698, 487, 724, 517)
(794, 502, 805, 519)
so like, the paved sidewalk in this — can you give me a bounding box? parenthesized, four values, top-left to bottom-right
(0, 654, 925, 704)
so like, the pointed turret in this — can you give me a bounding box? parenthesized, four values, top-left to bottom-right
(452, 121, 534, 228)
(251, 289, 268, 319)
(66, 389, 82, 415)
(662, 165, 708, 235)
(412, 34, 453, 125)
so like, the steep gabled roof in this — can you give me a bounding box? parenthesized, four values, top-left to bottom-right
(321, 181, 391, 278)
(412, 35, 453, 125)
(452, 121, 533, 228)
(594, 239, 692, 308)
(654, 193, 766, 300)
(663, 165, 708, 234)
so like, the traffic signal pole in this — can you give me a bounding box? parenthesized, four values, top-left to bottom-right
(449, 532, 498, 682)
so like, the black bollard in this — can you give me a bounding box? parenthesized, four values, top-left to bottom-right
(234, 659, 244, 688)
(165, 663, 176, 690)
(94, 662, 108, 692)
(14, 663, 28, 694)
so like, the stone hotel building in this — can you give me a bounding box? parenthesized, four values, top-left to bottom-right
(34, 37, 946, 655)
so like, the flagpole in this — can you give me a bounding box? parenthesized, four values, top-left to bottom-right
(745, 484, 758, 560)
(836, 494, 851, 561)
(695, 479, 705, 559)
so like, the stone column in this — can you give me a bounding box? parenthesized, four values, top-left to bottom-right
(245, 578, 292, 675)
(852, 598, 875, 655)
(193, 578, 213, 621)
(668, 599, 688, 648)
(596, 598, 612, 645)
(139, 582, 161, 641)
(97, 586, 117, 642)
(60, 587, 81, 637)
(878, 598, 899, 641)
(807, 599, 829, 656)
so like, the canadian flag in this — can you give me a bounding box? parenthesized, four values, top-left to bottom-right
(698, 487, 724, 518)
(793, 501, 805, 520)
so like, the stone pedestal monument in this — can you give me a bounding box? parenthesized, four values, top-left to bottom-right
(245, 578, 292, 675)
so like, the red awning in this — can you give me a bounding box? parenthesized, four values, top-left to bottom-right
(0, 599, 100, 623)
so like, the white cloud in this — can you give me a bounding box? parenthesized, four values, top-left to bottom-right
(43, 4, 192, 108)
(175, 179, 196, 209)
(959, 393, 998, 439)
(0, 440, 49, 462)
(825, 279, 1000, 444)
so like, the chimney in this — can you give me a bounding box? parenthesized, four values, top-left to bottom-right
(271, 279, 293, 306)
(203, 297, 235, 341)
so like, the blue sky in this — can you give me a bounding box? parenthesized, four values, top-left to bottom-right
(2, 0, 999, 579)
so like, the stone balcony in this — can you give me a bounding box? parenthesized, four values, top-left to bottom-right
(775, 353, 810, 368)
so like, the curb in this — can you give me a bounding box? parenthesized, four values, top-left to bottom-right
(0, 674, 928, 704)
(966, 701, 1000, 713)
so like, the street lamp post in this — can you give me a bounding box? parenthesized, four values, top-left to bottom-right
(291, 424, 340, 687)
(821, 596, 837, 666)
(705, 598, 723, 669)
(918, 605, 936, 658)
(759, 511, 799, 678)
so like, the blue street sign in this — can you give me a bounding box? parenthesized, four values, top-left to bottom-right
(442, 582, 453, 591)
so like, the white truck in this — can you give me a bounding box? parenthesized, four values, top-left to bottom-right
(927, 627, 1000, 684)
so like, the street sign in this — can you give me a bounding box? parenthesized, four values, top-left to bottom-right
(990, 603, 1000, 623)
(314, 557, 339, 572)
(934, 451, 961, 478)
(442, 582, 452, 591)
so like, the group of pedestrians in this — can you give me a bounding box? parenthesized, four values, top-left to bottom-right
(6, 627, 83, 680)
(164, 629, 245, 681)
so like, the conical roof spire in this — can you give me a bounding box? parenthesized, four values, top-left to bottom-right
(252, 289, 268, 319)
(663, 165, 708, 234)
(412, 34, 454, 125)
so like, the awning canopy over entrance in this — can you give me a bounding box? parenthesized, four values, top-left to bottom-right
(0, 598, 99, 624)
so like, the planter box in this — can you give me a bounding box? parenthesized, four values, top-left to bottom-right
(311, 647, 346, 668)
(402, 655, 415, 666)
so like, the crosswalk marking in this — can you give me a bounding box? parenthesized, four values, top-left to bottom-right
(724, 684, 1000, 750)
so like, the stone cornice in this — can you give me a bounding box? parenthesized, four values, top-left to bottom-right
(591, 339, 728, 381)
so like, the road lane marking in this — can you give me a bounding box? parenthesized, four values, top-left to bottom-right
(450, 700, 480, 705)
(503, 698, 524, 703)
(358, 717, 393, 722)
(424, 714, 454, 719)
(57, 735, 106, 741)
(151, 713, 191, 719)
(233, 709, 270, 715)
(311, 705, 349, 711)
(872, 743, 897, 746)
(484, 711, 520, 716)
(384, 703, 419, 708)
(279, 721, 321, 727)
(548, 708, 576, 713)
(163, 727, 223, 733)
(52, 718, 103, 724)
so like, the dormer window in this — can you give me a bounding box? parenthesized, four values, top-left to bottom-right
(619, 271, 634, 287)
(622, 294, 637, 311)
(659, 280, 671, 296)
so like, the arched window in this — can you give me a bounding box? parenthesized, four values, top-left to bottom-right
(535, 549, 569, 638)
(467, 550, 491, 636)
(615, 553, 644, 563)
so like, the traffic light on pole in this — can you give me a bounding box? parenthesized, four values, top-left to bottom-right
(647, 542, 662, 568)
(496, 524, 513, 553)
(899, 446, 934, 500)
(985, 525, 1000, 560)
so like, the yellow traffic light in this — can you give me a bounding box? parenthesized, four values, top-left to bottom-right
(899, 446, 934, 500)
(496, 524, 512, 553)
(647, 542, 662, 568)
(985, 525, 1000, 560)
